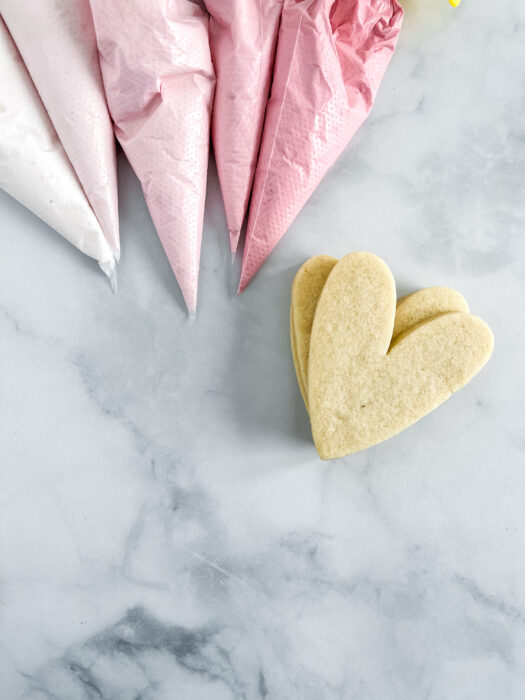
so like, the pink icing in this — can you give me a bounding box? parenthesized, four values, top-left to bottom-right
(239, 0, 403, 292)
(207, 0, 282, 253)
(90, 0, 215, 312)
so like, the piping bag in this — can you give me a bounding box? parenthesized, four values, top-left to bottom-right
(0, 0, 120, 261)
(89, 0, 215, 313)
(206, 0, 282, 254)
(0, 18, 116, 282)
(239, 0, 403, 292)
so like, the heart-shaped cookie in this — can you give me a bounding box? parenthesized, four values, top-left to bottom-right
(301, 253, 493, 459)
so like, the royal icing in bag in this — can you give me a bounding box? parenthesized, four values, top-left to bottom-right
(1, 0, 120, 259)
(239, 0, 403, 292)
(0, 18, 115, 280)
(90, 0, 215, 313)
(206, 0, 282, 253)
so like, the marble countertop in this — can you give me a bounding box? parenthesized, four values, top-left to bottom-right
(1, 1, 525, 698)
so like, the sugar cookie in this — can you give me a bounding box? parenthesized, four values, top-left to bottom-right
(306, 253, 493, 459)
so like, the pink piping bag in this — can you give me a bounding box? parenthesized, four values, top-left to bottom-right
(0, 0, 120, 259)
(206, 0, 282, 254)
(0, 18, 115, 282)
(89, 0, 215, 313)
(238, 0, 403, 292)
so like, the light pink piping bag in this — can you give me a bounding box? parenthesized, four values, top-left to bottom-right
(0, 0, 120, 259)
(206, 0, 282, 254)
(0, 18, 116, 283)
(89, 0, 215, 313)
(239, 0, 403, 292)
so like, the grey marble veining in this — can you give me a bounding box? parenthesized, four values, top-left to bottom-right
(1, 0, 525, 698)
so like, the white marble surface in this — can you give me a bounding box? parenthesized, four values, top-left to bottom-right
(1, 1, 525, 698)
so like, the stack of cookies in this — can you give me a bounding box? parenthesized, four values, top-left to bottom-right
(290, 253, 493, 460)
